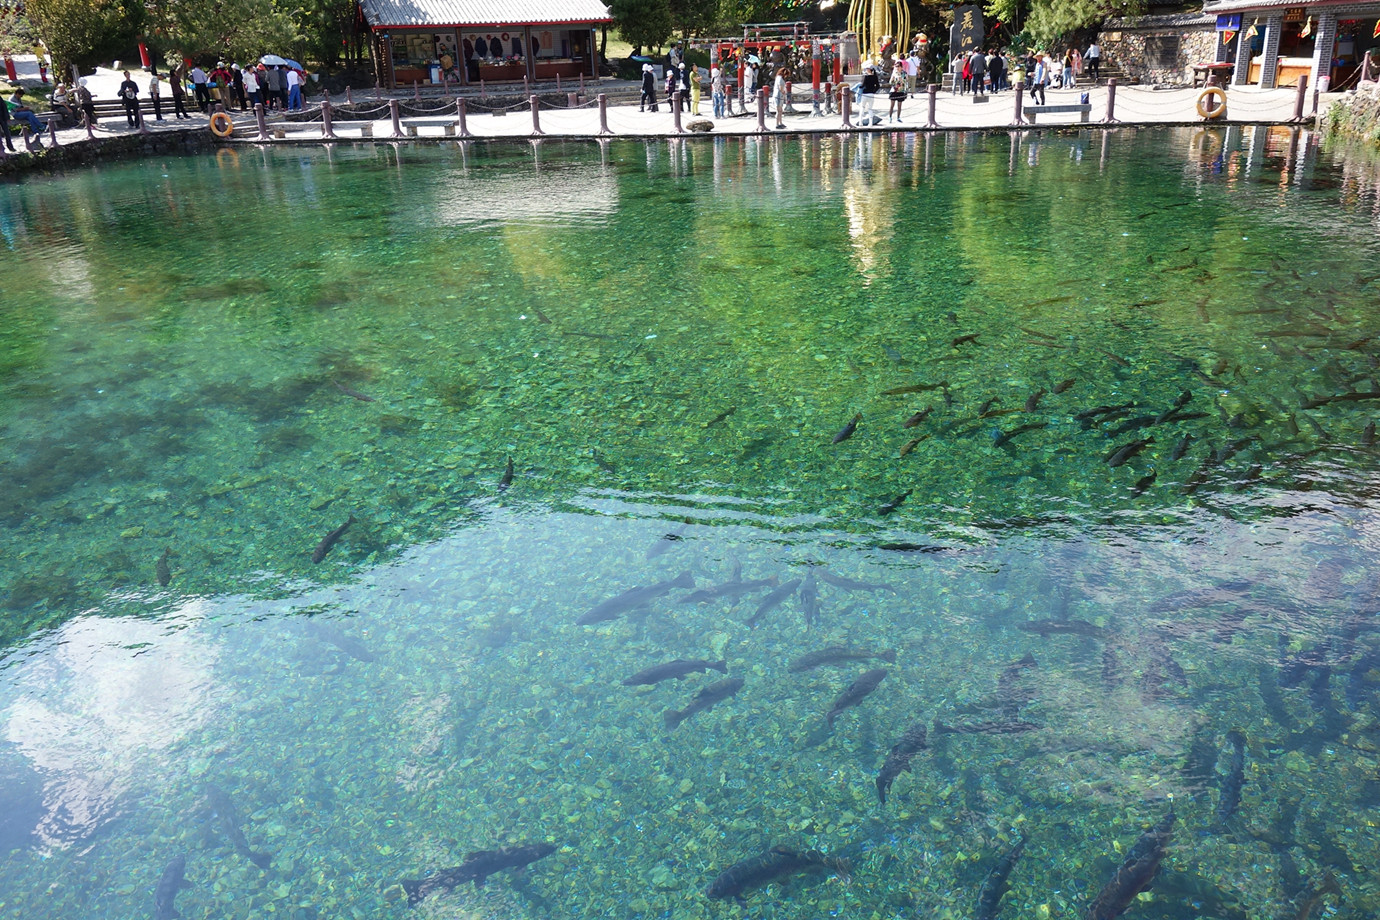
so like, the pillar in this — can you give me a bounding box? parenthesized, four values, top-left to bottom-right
(1258, 15, 1284, 89)
(1310, 11, 1337, 94)
(1232, 20, 1254, 85)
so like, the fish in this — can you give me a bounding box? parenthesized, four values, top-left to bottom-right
(497, 457, 514, 492)
(899, 435, 929, 457)
(1020, 327, 1058, 340)
(1026, 295, 1072, 307)
(817, 571, 896, 593)
(875, 720, 927, 804)
(154, 855, 191, 920)
(883, 344, 907, 363)
(933, 718, 1040, 735)
(903, 406, 932, 428)
(1131, 471, 1157, 496)
(882, 381, 949, 396)
(705, 845, 850, 901)
(310, 515, 355, 564)
(1170, 434, 1193, 461)
(798, 570, 821, 627)
(1017, 619, 1109, 638)
(308, 620, 378, 663)
(645, 521, 689, 560)
(994, 421, 1046, 447)
(979, 407, 1024, 420)
(156, 548, 173, 587)
(1053, 378, 1076, 394)
(563, 330, 620, 340)
(664, 677, 744, 730)
(534, 308, 553, 324)
(1085, 809, 1175, 920)
(878, 490, 912, 516)
(1290, 872, 1342, 920)
(789, 646, 898, 673)
(706, 406, 737, 428)
(1024, 389, 1047, 412)
(1107, 437, 1154, 468)
(1093, 346, 1130, 367)
(204, 784, 272, 870)
(825, 668, 888, 727)
(746, 578, 802, 628)
(1216, 729, 1246, 825)
(978, 397, 999, 416)
(1075, 402, 1135, 422)
(1234, 464, 1263, 490)
(952, 333, 981, 347)
(577, 572, 695, 625)
(333, 380, 376, 402)
(622, 659, 729, 686)
(975, 835, 1026, 920)
(401, 843, 557, 905)
(992, 652, 1039, 715)
(878, 542, 952, 553)
(1106, 414, 1158, 436)
(1364, 420, 1376, 447)
(1210, 357, 1230, 376)
(679, 576, 779, 605)
(832, 413, 863, 443)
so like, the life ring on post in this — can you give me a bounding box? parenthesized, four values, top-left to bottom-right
(209, 111, 234, 138)
(1196, 87, 1227, 120)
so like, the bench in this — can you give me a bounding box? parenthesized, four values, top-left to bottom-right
(330, 120, 374, 137)
(1025, 103, 1091, 124)
(403, 118, 457, 137)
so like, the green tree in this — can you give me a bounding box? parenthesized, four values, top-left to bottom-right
(294, 0, 362, 66)
(986, 0, 1145, 46)
(24, 0, 143, 76)
(0, 9, 41, 56)
(145, 0, 301, 64)
(609, 0, 674, 54)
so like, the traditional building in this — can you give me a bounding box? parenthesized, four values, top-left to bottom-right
(1199, 0, 1380, 90)
(358, 0, 612, 88)
(1101, 12, 1220, 85)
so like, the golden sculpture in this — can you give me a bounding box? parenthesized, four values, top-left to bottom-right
(847, 0, 910, 66)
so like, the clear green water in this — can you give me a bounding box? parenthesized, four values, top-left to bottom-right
(2, 127, 1380, 918)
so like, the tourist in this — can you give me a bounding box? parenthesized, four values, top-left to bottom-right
(905, 49, 920, 96)
(1062, 50, 1075, 91)
(742, 58, 756, 111)
(265, 65, 286, 111)
(711, 66, 725, 118)
(118, 70, 141, 127)
(76, 78, 98, 124)
(1072, 46, 1083, 80)
(954, 52, 968, 94)
(639, 62, 656, 112)
(969, 48, 986, 94)
(244, 66, 261, 110)
(887, 60, 906, 122)
(1085, 40, 1101, 82)
(0, 94, 13, 152)
(1031, 53, 1047, 104)
(665, 64, 679, 109)
(286, 66, 303, 112)
(231, 64, 247, 111)
(49, 83, 75, 123)
(681, 63, 693, 112)
(1043, 51, 1057, 88)
(169, 66, 190, 119)
(148, 70, 163, 121)
(689, 65, 701, 115)
(771, 66, 787, 117)
(8, 89, 45, 139)
(987, 50, 1003, 92)
(858, 64, 880, 122)
(190, 63, 211, 111)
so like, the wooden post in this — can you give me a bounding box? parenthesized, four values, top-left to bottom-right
(673, 91, 686, 133)
(530, 94, 544, 135)
(346, 85, 353, 104)
(1289, 74, 1308, 123)
(255, 102, 271, 141)
(841, 84, 853, 128)
(598, 93, 612, 135)
(757, 87, 767, 132)
(1011, 82, 1024, 126)
(322, 93, 337, 138)
(47, 120, 59, 147)
(457, 97, 472, 137)
(926, 83, 939, 128)
(389, 98, 404, 138)
(1103, 78, 1120, 124)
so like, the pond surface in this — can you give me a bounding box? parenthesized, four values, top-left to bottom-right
(2, 127, 1380, 919)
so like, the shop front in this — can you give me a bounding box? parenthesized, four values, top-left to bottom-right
(359, 0, 610, 88)
(1202, 0, 1380, 91)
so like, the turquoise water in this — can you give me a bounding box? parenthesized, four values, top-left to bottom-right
(2, 127, 1380, 918)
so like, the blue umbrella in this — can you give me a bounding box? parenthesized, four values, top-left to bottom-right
(630, 55, 653, 63)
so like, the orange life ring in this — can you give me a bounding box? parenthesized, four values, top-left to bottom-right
(209, 111, 234, 138)
(1196, 87, 1227, 120)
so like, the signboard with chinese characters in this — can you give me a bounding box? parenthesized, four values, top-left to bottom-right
(1283, 8, 1305, 22)
(950, 5, 985, 53)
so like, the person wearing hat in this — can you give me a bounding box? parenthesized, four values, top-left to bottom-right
(75, 77, 98, 125)
(639, 62, 656, 112)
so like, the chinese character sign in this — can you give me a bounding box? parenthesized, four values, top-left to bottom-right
(950, 5, 985, 53)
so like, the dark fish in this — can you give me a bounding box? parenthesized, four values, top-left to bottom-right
(1170, 434, 1193, 461)
(309, 620, 378, 663)
(878, 490, 912, 516)
(878, 542, 951, 553)
(747, 578, 802, 628)
(934, 718, 1039, 735)
(882, 381, 949, 395)
(1024, 389, 1047, 412)
(333, 380, 376, 402)
(534, 308, 553, 324)
(952, 333, 981, 347)
(497, 457, 514, 492)
(1216, 729, 1246, 825)
(825, 668, 888, 727)
(645, 521, 689, 560)
(979, 407, 1024, 420)
(156, 548, 172, 587)
(622, 659, 728, 686)
(1107, 437, 1154, 468)
(1026, 295, 1072, 307)
(1053, 378, 1076, 394)
(1131, 471, 1157, 496)
(664, 677, 744, 730)
(1093, 346, 1130, 367)
(977, 397, 999, 416)
(1075, 402, 1135, 422)
(1085, 809, 1175, 920)
(899, 435, 929, 457)
(832, 413, 862, 443)
(706, 845, 850, 901)
(401, 843, 557, 905)
(883, 344, 906, 363)
(818, 571, 897, 593)
(1364, 420, 1376, 447)
(706, 406, 737, 428)
(205, 784, 272, 870)
(1290, 872, 1342, 920)
(1210, 357, 1230, 376)
(789, 646, 897, 673)
(799, 570, 820, 627)
(903, 407, 932, 428)
(1017, 619, 1109, 638)
(975, 835, 1026, 920)
(1020, 326, 1058, 340)
(876, 720, 927, 804)
(154, 855, 191, 920)
(1233, 464, 1263, 490)
(1106, 415, 1157, 436)
(679, 576, 779, 605)
(577, 572, 696, 625)
(994, 421, 1046, 447)
(310, 515, 355, 564)
(563, 330, 620, 340)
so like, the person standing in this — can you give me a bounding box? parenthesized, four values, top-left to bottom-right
(742, 59, 756, 111)
(771, 66, 786, 116)
(0, 95, 14, 152)
(231, 64, 246, 110)
(286, 67, 302, 111)
(118, 70, 140, 127)
(76, 78, 98, 124)
(244, 66, 261, 110)
(887, 59, 906, 122)
(858, 63, 880, 123)
(689, 65, 701, 115)
(266, 65, 285, 110)
(190, 64, 211, 111)
(968, 48, 986, 94)
(1062, 49, 1075, 91)
(1031, 53, 1047, 104)
(148, 70, 163, 121)
(169, 66, 190, 118)
(905, 49, 920, 96)
(710, 66, 725, 118)
(1085, 40, 1101, 82)
(639, 62, 656, 111)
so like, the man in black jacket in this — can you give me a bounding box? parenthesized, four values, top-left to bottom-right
(118, 71, 141, 127)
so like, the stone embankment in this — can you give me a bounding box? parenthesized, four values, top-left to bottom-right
(1323, 83, 1380, 144)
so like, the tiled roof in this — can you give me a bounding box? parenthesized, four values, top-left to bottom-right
(1105, 12, 1216, 28)
(360, 0, 612, 28)
(1201, 0, 1380, 12)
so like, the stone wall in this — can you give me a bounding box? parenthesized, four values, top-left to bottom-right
(1322, 81, 1380, 144)
(1103, 15, 1220, 85)
(0, 129, 215, 179)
